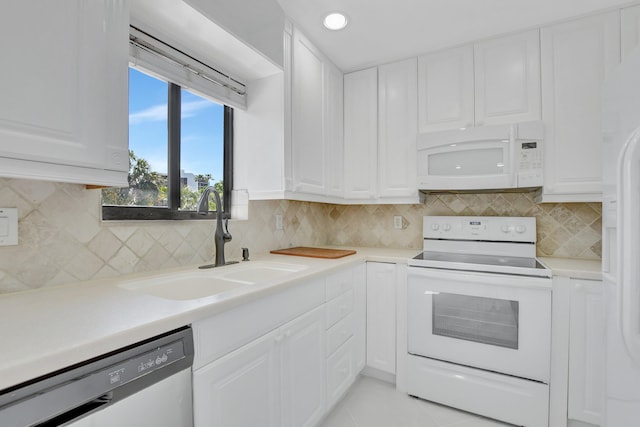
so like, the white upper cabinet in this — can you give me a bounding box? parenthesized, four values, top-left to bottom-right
(541, 11, 620, 201)
(474, 29, 541, 126)
(418, 46, 474, 133)
(286, 25, 344, 200)
(622, 4, 640, 61)
(0, 0, 129, 186)
(418, 30, 540, 133)
(290, 28, 326, 195)
(325, 63, 345, 198)
(378, 58, 418, 198)
(344, 60, 419, 203)
(344, 68, 378, 199)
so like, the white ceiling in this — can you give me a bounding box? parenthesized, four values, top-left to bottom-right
(277, 0, 635, 72)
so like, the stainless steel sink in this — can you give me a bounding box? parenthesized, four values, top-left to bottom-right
(117, 261, 308, 300)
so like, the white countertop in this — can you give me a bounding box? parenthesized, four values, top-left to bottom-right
(0, 247, 419, 391)
(0, 247, 601, 392)
(538, 257, 602, 281)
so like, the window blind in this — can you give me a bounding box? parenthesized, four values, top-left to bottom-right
(129, 26, 247, 110)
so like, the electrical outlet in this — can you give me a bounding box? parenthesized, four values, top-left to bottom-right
(393, 215, 403, 230)
(275, 214, 283, 230)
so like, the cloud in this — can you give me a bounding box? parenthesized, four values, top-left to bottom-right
(182, 100, 214, 119)
(129, 104, 167, 125)
(129, 100, 214, 125)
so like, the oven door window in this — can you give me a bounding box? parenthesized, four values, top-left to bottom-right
(432, 293, 519, 349)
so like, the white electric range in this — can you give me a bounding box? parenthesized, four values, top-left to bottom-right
(407, 216, 552, 427)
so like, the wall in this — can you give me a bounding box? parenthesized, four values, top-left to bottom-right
(0, 179, 600, 294)
(0, 178, 327, 293)
(326, 192, 602, 259)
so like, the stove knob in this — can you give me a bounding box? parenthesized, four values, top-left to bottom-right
(431, 224, 439, 231)
(442, 224, 451, 231)
(516, 225, 527, 234)
(501, 225, 511, 233)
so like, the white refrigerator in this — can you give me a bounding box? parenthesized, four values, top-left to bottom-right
(602, 46, 640, 426)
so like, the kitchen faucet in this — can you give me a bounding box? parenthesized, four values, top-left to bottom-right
(196, 186, 235, 268)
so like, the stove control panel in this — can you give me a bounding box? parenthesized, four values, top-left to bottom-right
(423, 216, 536, 243)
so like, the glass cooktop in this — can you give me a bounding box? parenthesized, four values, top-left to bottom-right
(409, 251, 551, 278)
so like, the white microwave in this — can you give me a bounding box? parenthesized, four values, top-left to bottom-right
(416, 121, 544, 191)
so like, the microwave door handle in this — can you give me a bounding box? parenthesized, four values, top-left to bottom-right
(509, 130, 518, 187)
(618, 125, 640, 365)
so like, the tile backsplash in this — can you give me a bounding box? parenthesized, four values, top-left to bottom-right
(0, 178, 601, 294)
(325, 192, 602, 260)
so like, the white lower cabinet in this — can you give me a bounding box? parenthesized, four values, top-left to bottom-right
(550, 276, 604, 427)
(326, 337, 354, 410)
(193, 306, 325, 427)
(352, 263, 367, 374)
(193, 328, 281, 427)
(324, 267, 359, 412)
(192, 264, 369, 427)
(366, 262, 397, 375)
(281, 307, 327, 427)
(568, 279, 604, 427)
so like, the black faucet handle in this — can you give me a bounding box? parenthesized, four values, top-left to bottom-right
(242, 248, 250, 261)
(223, 218, 232, 241)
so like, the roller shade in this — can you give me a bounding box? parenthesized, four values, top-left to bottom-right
(129, 26, 247, 110)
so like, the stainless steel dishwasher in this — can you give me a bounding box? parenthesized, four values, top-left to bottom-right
(0, 326, 194, 427)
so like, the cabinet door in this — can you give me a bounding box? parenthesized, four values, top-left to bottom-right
(0, 1, 129, 186)
(541, 12, 620, 200)
(325, 62, 344, 198)
(193, 329, 281, 427)
(366, 262, 397, 374)
(344, 68, 378, 199)
(622, 4, 640, 61)
(352, 263, 367, 374)
(474, 29, 541, 126)
(378, 58, 418, 199)
(291, 29, 325, 195)
(568, 280, 604, 425)
(417, 45, 474, 133)
(280, 306, 326, 427)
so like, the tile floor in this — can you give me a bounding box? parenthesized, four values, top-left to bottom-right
(319, 376, 515, 427)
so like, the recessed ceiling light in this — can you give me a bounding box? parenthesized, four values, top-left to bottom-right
(323, 12, 348, 31)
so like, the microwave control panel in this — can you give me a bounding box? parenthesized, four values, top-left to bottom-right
(517, 141, 543, 187)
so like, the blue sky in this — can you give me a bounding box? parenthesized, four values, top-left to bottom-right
(128, 68, 225, 182)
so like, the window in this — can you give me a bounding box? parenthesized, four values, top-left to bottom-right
(102, 68, 233, 220)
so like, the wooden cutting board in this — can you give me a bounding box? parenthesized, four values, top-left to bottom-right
(270, 247, 356, 259)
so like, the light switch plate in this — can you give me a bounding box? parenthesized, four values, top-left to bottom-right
(0, 208, 18, 246)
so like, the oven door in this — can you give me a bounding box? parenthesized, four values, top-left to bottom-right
(407, 267, 551, 382)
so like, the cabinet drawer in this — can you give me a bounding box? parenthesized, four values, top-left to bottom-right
(326, 289, 354, 328)
(326, 338, 354, 411)
(326, 313, 354, 356)
(325, 268, 354, 301)
(193, 278, 325, 369)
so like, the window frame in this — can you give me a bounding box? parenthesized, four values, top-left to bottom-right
(101, 80, 233, 221)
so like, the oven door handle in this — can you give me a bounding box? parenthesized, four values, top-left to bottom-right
(407, 267, 551, 289)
